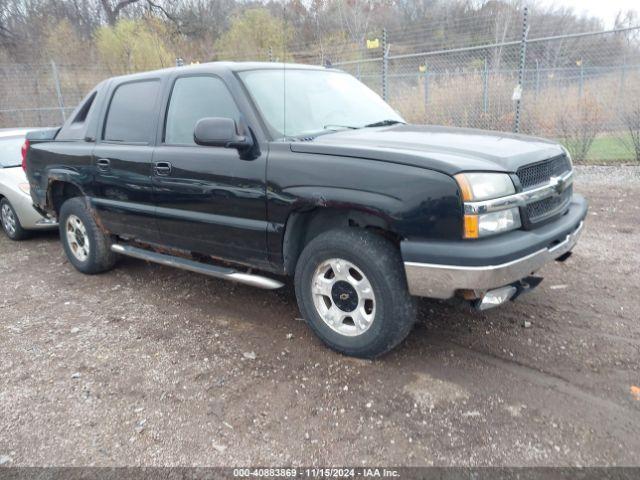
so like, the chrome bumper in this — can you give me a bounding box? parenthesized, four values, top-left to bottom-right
(404, 221, 584, 299)
(35, 217, 57, 227)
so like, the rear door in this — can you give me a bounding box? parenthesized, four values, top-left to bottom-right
(91, 79, 162, 242)
(151, 74, 269, 266)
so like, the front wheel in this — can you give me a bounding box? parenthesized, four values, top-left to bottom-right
(294, 228, 416, 358)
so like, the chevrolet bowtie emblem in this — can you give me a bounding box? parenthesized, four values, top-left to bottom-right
(550, 176, 565, 194)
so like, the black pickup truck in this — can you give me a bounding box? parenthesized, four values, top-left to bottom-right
(25, 62, 587, 358)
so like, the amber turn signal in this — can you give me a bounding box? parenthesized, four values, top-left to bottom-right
(454, 173, 474, 202)
(463, 214, 479, 239)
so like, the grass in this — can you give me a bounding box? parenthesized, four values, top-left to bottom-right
(586, 134, 637, 164)
(557, 133, 638, 165)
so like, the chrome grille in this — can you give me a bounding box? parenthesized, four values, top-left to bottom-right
(525, 185, 573, 223)
(517, 155, 571, 190)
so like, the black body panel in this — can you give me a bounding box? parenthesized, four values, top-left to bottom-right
(152, 144, 270, 267)
(264, 142, 462, 266)
(290, 124, 565, 175)
(91, 143, 159, 242)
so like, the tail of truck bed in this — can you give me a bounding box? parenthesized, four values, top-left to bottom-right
(25, 127, 60, 143)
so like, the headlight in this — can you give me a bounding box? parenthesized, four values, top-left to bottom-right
(455, 173, 520, 239)
(454, 172, 515, 201)
(463, 207, 522, 239)
(477, 208, 521, 237)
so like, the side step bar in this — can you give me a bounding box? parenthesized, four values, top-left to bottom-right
(110, 244, 284, 290)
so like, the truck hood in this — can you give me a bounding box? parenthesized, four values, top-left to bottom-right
(289, 124, 565, 175)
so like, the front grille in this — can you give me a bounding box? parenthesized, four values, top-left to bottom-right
(526, 185, 572, 223)
(517, 154, 571, 190)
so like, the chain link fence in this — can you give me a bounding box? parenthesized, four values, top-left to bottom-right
(1, 12, 639, 163)
(333, 20, 640, 163)
(0, 63, 110, 128)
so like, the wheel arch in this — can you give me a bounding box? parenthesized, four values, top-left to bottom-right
(281, 206, 403, 275)
(47, 180, 85, 217)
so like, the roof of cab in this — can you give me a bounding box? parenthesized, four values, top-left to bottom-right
(107, 61, 334, 84)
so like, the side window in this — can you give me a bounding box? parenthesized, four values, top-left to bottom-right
(165, 76, 241, 145)
(72, 91, 96, 124)
(103, 80, 160, 143)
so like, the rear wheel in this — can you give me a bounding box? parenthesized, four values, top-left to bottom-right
(1, 198, 30, 241)
(59, 197, 117, 274)
(294, 228, 416, 358)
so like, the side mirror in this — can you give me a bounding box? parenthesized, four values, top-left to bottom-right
(193, 117, 253, 152)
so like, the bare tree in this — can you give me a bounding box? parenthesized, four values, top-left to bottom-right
(100, 0, 142, 25)
(557, 96, 605, 163)
(336, 0, 373, 46)
(621, 103, 640, 163)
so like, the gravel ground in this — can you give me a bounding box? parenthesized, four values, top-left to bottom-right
(0, 166, 639, 467)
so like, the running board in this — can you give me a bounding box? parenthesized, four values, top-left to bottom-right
(110, 244, 284, 290)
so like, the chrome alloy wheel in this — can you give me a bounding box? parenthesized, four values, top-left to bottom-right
(1, 203, 17, 236)
(311, 258, 376, 337)
(65, 214, 90, 262)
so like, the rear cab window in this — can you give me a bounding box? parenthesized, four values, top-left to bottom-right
(56, 87, 101, 141)
(103, 80, 161, 144)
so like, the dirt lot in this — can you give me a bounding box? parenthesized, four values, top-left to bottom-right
(0, 166, 639, 467)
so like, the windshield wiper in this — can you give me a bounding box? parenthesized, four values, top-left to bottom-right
(363, 119, 405, 128)
(323, 124, 359, 130)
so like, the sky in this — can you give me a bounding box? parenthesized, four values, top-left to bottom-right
(541, 0, 639, 28)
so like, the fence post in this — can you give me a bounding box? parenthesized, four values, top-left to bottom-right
(482, 57, 489, 114)
(578, 60, 584, 97)
(33, 65, 44, 126)
(268, 46, 273, 62)
(50, 61, 66, 123)
(514, 7, 529, 133)
(422, 61, 429, 121)
(382, 28, 388, 101)
(535, 59, 540, 98)
(620, 55, 626, 97)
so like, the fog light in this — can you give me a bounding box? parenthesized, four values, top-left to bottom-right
(475, 286, 517, 311)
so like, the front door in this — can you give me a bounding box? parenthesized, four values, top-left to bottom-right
(91, 79, 162, 243)
(152, 74, 269, 267)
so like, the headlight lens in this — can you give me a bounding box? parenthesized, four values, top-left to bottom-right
(454, 173, 515, 201)
(463, 207, 522, 239)
(478, 207, 521, 237)
(455, 173, 520, 239)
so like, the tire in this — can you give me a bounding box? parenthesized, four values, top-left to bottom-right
(294, 228, 416, 358)
(1, 198, 31, 241)
(59, 197, 117, 274)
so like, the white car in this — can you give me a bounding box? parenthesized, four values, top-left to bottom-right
(0, 128, 57, 240)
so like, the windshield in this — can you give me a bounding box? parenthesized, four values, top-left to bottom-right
(238, 69, 404, 138)
(0, 136, 24, 168)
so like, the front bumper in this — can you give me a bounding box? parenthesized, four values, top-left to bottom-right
(402, 194, 587, 299)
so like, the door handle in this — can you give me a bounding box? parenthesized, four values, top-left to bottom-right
(96, 158, 111, 172)
(154, 161, 172, 176)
